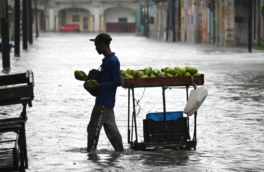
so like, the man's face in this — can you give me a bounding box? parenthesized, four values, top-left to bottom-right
(95, 42, 103, 55)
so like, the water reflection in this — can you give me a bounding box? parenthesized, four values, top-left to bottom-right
(86, 149, 191, 170)
(141, 150, 189, 166)
(87, 151, 122, 169)
(1, 68, 11, 74)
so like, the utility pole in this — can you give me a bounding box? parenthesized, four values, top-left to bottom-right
(23, 0, 28, 50)
(34, 0, 39, 38)
(257, 0, 261, 46)
(166, 2, 169, 41)
(14, 0, 20, 57)
(172, 0, 175, 42)
(248, 0, 252, 52)
(28, 0, 33, 44)
(146, 0, 149, 38)
(44, 0, 49, 32)
(1, 0, 10, 68)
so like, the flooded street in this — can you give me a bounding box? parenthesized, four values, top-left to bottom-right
(1, 32, 264, 172)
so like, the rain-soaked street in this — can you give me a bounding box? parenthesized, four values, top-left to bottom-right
(1, 32, 264, 172)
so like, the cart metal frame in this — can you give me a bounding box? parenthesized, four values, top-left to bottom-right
(122, 75, 204, 151)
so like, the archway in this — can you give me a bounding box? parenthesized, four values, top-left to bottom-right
(32, 9, 45, 31)
(58, 8, 90, 31)
(104, 7, 136, 32)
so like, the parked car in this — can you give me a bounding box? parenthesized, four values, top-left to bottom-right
(59, 23, 80, 32)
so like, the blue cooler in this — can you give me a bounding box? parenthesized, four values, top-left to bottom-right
(146, 111, 183, 121)
(144, 111, 189, 142)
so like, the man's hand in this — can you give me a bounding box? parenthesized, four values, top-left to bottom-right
(84, 80, 101, 89)
(80, 71, 88, 81)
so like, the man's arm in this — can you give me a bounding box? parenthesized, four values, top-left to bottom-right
(100, 58, 121, 90)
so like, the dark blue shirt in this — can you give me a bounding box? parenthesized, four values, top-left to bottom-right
(96, 53, 121, 108)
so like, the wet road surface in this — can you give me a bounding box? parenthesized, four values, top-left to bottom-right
(1, 32, 264, 172)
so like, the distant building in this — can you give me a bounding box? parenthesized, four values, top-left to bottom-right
(29, 0, 137, 32)
(138, 0, 264, 47)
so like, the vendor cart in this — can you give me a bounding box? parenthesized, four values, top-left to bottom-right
(121, 74, 204, 151)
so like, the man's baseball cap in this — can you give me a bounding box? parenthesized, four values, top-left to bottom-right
(89, 33, 112, 44)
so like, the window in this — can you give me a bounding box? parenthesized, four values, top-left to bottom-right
(235, 17, 244, 23)
(149, 17, 154, 24)
(72, 15, 80, 22)
(118, 18, 127, 23)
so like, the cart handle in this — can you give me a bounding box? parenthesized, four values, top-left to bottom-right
(191, 76, 197, 89)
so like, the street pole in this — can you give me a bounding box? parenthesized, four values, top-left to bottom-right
(172, 0, 175, 42)
(1, 0, 10, 68)
(257, 0, 261, 46)
(28, 0, 33, 44)
(248, 0, 252, 52)
(14, 0, 20, 57)
(35, 0, 39, 38)
(23, 0, 28, 50)
(146, 0, 149, 38)
(166, 2, 169, 41)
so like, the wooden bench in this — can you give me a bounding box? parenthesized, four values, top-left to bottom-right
(0, 70, 34, 172)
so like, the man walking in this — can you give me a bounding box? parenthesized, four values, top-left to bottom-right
(81, 33, 124, 152)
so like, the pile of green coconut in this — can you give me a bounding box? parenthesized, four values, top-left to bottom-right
(120, 66, 201, 79)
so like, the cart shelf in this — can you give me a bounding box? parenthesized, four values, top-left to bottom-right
(121, 74, 204, 88)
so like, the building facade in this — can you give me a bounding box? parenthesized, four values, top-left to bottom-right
(5, 0, 264, 47)
(137, 0, 264, 47)
(32, 0, 137, 32)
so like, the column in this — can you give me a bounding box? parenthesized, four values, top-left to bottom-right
(1, 0, 10, 68)
(202, 2, 206, 44)
(207, 5, 210, 44)
(45, 9, 49, 31)
(136, 5, 142, 36)
(220, 0, 225, 46)
(46, 17, 49, 31)
(94, 7, 100, 32)
(175, 0, 179, 41)
(256, 0, 261, 46)
(224, 0, 236, 46)
(215, 0, 221, 46)
(55, 15, 59, 31)
(22, 0, 28, 50)
(48, 8, 55, 31)
(181, 0, 185, 42)
(89, 15, 94, 32)
(14, 0, 20, 56)
(193, 2, 199, 43)
(100, 15, 106, 32)
(28, 0, 33, 44)
(261, 0, 264, 45)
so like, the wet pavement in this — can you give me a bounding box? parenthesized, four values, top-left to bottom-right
(1, 32, 264, 171)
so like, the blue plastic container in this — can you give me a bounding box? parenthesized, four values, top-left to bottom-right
(146, 111, 183, 121)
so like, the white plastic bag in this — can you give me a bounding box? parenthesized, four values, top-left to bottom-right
(183, 86, 208, 116)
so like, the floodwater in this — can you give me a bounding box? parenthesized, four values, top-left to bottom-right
(1, 32, 264, 172)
